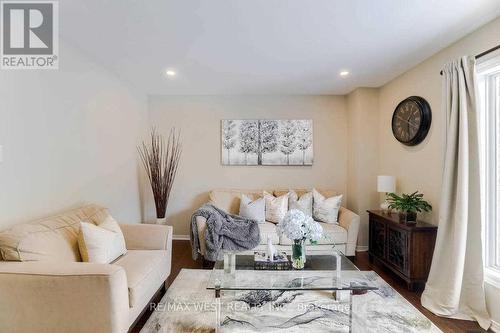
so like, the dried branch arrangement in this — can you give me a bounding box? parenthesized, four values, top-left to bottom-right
(138, 128, 182, 220)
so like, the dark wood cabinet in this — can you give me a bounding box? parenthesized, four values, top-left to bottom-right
(367, 210, 437, 290)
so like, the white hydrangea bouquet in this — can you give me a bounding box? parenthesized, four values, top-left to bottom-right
(277, 209, 323, 269)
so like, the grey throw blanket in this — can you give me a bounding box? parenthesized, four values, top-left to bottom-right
(190, 204, 261, 261)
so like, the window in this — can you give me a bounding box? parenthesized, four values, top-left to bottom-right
(478, 52, 500, 281)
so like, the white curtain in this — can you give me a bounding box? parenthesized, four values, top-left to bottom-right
(421, 56, 490, 329)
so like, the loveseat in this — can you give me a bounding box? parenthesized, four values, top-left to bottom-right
(0, 204, 172, 333)
(195, 189, 360, 259)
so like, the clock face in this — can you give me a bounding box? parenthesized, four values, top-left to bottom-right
(391, 96, 431, 146)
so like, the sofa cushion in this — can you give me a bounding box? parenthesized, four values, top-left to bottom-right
(209, 189, 267, 215)
(113, 250, 170, 308)
(279, 222, 347, 245)
(209, 189, 341, 216)
(313, 189, 343, 224)
(263, 191, 289, 223)
(78, 222, 119, 263)
(239, 194, 265, 223)
(0, 204, 107, 262)
(78, 217, 127, 264)
(289, 190, 313, 216)
(96, 215, 127, 259)
(259, 222, 280, 245)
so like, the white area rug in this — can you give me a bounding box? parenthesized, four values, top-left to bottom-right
(141, 269, 441, 333)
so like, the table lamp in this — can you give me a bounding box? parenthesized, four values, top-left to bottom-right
(378, 175, 396, 213)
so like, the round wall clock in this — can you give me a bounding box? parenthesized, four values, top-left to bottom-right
(391, 96, 432, 146)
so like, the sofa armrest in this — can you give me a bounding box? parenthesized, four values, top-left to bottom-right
(0, 261, 129, 333)
(195, 216, 207, 256)
(338, 207, 360, 256)
(120, 224, 172, 251)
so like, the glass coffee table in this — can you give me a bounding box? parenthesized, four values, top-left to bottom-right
(207, 251, 378, 332)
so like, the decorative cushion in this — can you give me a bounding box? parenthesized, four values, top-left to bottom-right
(78, 213, 126, 264)
(289, 190, 313, 216)
(263, 191, 289, 223)
(313, 189, 343, 224)
(209, 189, 268, 215)
(97, 215, 127, 259)
(78, 222, 119, 264)
(239, 194, 265, 223)
(0, 204, 106, 262)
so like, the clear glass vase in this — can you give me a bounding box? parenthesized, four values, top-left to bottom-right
(292, 239, 306, 269)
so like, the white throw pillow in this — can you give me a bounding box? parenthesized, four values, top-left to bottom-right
(263, 191, 289, 223)
(78, 222, 116, 264)
(239, 194, 265, 223)
(289, 190, 313, 216)
(313, 189, 343, 224)
(98, 215, 127, 260)
(78, 217, 127, 263)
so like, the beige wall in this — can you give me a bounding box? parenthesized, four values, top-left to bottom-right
(376, 16, 500, 326)
(148, 95, 348, 236)
(346, 88, 380, 250)
(378, 17, 500, 226)
(0, 42, 148, 229)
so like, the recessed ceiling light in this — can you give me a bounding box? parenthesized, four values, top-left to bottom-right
(339, 70, 350, 77)
(165, 70, 176, 77)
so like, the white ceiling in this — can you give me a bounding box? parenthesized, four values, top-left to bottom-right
(61, 0, 500, 95)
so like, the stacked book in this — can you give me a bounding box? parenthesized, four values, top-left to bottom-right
(254, 251, 291, 270)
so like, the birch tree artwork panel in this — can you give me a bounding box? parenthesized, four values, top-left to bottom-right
(221, 119, 313, 166)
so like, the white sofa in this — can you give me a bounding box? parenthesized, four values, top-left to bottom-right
(0, 204, 172, 333)
(195, 189, 360, 258)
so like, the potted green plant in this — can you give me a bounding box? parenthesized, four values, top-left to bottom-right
(386, 191, 432, 223)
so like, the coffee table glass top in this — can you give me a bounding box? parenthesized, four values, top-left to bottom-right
(206, 253, 378, 292)
(213, 253, 358, 271)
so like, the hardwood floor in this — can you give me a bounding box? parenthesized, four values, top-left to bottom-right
(132, 240, 490, 333)
(354, 251, 489, 333)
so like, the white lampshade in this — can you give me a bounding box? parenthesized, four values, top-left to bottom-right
(377, 175, 396, 193)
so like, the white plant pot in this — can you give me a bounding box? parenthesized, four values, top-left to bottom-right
(156, 217, 167, 225)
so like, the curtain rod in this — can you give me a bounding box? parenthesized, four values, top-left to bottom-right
(439, 44, 500, 75)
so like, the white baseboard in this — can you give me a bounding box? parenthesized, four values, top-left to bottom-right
(492, 320, 500, 333)
(173, 234, 190, 240)
(356, 245, 368, 252)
